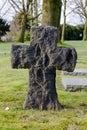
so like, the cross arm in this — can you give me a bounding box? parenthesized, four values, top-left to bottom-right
(11, 44, 35, 69)
(49, 47, 77, 72)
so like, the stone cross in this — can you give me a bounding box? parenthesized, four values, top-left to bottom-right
(11, 26, 77, 110)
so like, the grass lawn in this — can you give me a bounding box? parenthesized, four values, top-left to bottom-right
(0, 41, 87, 130)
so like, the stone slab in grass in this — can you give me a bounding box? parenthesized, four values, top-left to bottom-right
(62, 78, 87, 92)
(63, 69, 87, 76)
(0, 52, 6, 55)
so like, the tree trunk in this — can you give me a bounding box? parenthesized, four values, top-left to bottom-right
(33, 0, 38, 26)
(17, 0, 28, 43)
(30, 0, 34, 26)
(61, 0, 66, 42)
(83, 18, 87, 41)
(0, 37, 1, 41)
(18, 14, 27, 43)
(42, 0, 62, 28)
(42, 0, 50, 25)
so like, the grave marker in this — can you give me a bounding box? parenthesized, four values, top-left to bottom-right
(11, 26, 77, 110)
(62, 78, 87, 92)
(63, 69, 87, 76)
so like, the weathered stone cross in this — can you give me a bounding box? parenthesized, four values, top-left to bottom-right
(11, 26, 77, 110)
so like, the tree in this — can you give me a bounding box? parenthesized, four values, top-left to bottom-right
(83, 17, 87, 40)
(61, 0, 67, 42)
(33, 0, 38, 26)
(8, 0, 40, 42)
(17, 0, 29, 42)
(8, 0, 29, 42)
(42, 0, 62, 28)
(69, 0, 87, 40)
(0, 18, 9, 41)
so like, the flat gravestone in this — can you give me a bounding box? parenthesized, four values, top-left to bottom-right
(62, 78, 87, 92)
(11, 26, 77, 110)
(63, 69, 87, 76)
(0, 52, 6, 55)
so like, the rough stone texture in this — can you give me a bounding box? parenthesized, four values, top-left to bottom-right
(62, 78, 87, 92)
(63, 69, 87, 76)
(11, 26, 77, 110)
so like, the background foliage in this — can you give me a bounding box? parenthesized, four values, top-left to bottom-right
(0, 18, 9, 41)
(60, 24, 84, 40)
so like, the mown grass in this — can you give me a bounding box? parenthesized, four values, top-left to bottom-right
(0, 41, 87, 130)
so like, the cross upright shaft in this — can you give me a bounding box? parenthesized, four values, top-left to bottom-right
(11, 26, 77, 110)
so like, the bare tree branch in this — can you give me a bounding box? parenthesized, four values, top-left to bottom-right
(22, 0, 25, 12)
(0, 0, 8, 11)
(2, 5, 12, 17)
(26, 0, 30, 12)
(8, 0, 22, 12)
(8, 0, 19, 13)
(29, 12, 42, 20)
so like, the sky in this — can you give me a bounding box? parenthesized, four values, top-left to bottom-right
(0, 0, 15, 22)
(0, 0, 83, 25)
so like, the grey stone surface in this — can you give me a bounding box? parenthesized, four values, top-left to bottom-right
(63, 69, 87, 76)
(0, 52, 6, 55)
(62, 78, 87, 91)
(11, 26, 77, 110)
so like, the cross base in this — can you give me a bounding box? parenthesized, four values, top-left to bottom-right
(23, 67, 63, 110)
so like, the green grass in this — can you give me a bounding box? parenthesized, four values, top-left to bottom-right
(0, 41, 87, 130)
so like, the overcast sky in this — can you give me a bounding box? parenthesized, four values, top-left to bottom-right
(0, 0, 83, 25)
(0, 0, 15, 22)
